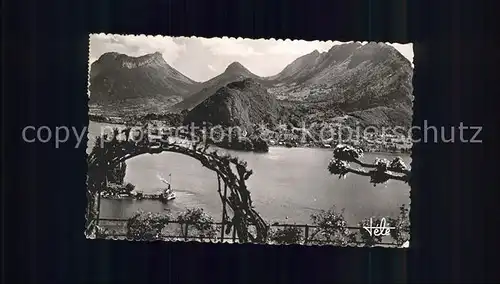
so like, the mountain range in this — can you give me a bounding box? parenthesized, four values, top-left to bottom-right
(88, 42, 413, 129)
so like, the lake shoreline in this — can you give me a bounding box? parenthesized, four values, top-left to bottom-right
(266, 145, 411, 156)
(88, 119, 412, 156)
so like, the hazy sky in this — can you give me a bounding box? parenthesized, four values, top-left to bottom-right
(90, 34, 414, 82)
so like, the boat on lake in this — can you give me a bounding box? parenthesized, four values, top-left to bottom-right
(160, 187, 176, 202)
(158, 173, 176, 203)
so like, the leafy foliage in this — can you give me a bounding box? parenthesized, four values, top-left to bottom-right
(95, 225, 110, 239)
(328, 158, 349, 177)
(124, 182, 135, 193)
(334, 144, 364, 162)
(102, 182, 136, 196)
(107, 162, 126, 184)
(387, 204, 411, 246)
(353, 205, 410, 247)
(249, 135, 269, 152)
(356, 217, 385, 247)
(269, 226, 303, 244)
(176, 208, 218, 239)
(308, 207, 357, 246)
(126, 210, 172, 241)
(328, 144, 410, 185)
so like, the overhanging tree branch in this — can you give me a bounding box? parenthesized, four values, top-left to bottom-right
(328, 144, 410, 185)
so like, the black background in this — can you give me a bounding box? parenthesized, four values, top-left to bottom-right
(3, 0, 498, 283)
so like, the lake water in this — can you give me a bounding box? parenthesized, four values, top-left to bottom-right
(88, 121, 411, 225)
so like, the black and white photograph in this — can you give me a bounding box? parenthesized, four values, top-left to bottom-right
(86, 34, 413, 248)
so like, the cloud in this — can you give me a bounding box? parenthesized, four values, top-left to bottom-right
(207, 64, 216, 72)
(199, 37, 264, 57)
(89, 34, 186, 64)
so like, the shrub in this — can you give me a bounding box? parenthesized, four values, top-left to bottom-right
(126, 210, 172, 241)
(107, 162, 127, 184)
(356, 217, 385, 247)
(250, 136, 269, 152)
(124, 182, 135, 193)
(176, 208, 217, 240)
(308, 207, 357, 246)
(269, 226, 303, 244)
(95, 225, 109, 239)
(387, 204, 410, 246)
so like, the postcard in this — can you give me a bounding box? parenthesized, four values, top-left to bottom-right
(86, 34, 412, 248)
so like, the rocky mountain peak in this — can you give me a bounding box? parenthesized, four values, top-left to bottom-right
(225, 62, 249, 74)
(183, 78, 279, 131)
(322, 42, 363, 64)
(93, 52, 167, 71)
(88, 51, 199, 107)
(327, 42, 362, 53)
(347, 42, 411, 69)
